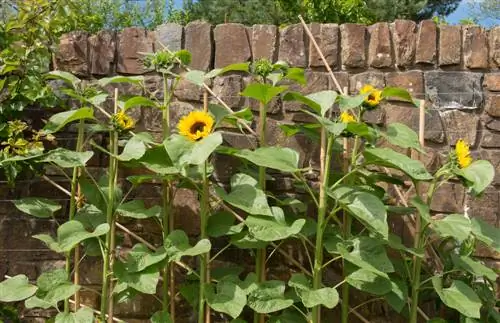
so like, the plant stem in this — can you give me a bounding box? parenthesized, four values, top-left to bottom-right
(312, 131, 334, 323)
(254, 101, 267, 323)
(64, 119, 85, 313)
(341, 135, 361, 323)
(409, 183, 424, 323)
(198, 161, 209, 323)
(100, 124, 119, 322)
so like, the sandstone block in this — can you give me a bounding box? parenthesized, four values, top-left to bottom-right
(349, 72, 385, 93)
(430, 183, 465, 213)
(56, 31, 89, 76)
(485, 94, 500, 117)
(425, 71, 483, 110)
(385, 71, 424, 99)
(88, 30, 115, 76)
(463, 26, 489, 69)
(174, 76, 209, 102)
(116, 27, 154, 74)
(489, 26, 500, 68)
(340, 23, 366, 68)
(283, 72, 330, 111)
(214, 23, 251, 68)
(484, 73, 500, 92)
(185, 21, 213, 71)
(278, 24, 306, 67)
(211, 75, 243, 109)
(439, 25, 462, 66)
(481, 150, 500, 184)
(392, 20, 417, 67)
(415, 20, 437, 64)
(309, 23, 339, 68)
(481, 130, 500, 148)
(440, 109, 479, 146)
(368, 22, 393, 68)
(252, 24, 277, 61)
(412, 109, 445, 144)
(155, 23, 183, 51)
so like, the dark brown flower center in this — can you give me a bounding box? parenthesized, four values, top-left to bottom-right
(190, 122, 206, 134)
(368, 94, 375, 101)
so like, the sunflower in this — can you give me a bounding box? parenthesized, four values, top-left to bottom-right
(340, 111, 356, 123)
(360, 84, 382, 109)
(177, 111, 214, 141)
(455, 139, 472, 169)
(112, 110, 135, 131)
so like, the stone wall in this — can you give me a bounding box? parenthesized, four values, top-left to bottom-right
(2, 20, 500, 321)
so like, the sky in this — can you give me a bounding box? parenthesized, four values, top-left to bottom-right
(172, 0, 499, 27)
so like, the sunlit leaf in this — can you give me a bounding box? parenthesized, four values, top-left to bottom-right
(0, 275, 38, 302)
(13, 197, 61, 218)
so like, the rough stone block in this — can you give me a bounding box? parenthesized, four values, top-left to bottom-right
(481, 130, 500, 148)
(439, 25, 462, 66)
(283, 72, 330, 111)
(340, 23, 366, 68)
(430, 182, 465, 213)
(385, 71, 424, 99)
(383, 102, 419, 129)
(174, 76, 209, 102)
(416, 20, 437, 64)
(481, 150, 500, 184)
(55, 31, 89, 76)
(463, 26, 489, 69)
(368, 22, 392, 68)
(440, 109, 479, 146)
(211, 75, 243, 109)
(252, 24, 277, 61)
(392, 20, 417, 67)
(88, 30, 115, 76)
(185, 20, 213, 71)
(214, 23, 252, 68)
(309, 23, 339, 68)
(116, 27, 154, 74)
(349, 71, 385, 93)
(484, 73, 500, 92)
(485, 94, 500, 117)
(278, 24, 306, 67)
(114, 294, 162, 318)
(425, 71, 483, 110)
(412, 109, 445, 144)
(155, 23, 183, 51)
(490, 26, 500, 68)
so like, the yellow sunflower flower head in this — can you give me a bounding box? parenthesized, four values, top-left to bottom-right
(112, 110, 135, 131)
(455, 139, 472, 169)
(360, 84, 382, 109)
(340, 111, 356, 124)
(178, 111, 214, 141)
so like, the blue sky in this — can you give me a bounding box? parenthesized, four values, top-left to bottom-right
(173, 0, 498, 27)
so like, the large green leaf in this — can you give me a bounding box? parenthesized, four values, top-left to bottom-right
(432, 214, 471, 242)
(54, 308, 94, 323)
(206, 280, 247, 318)
(458, 160, 495, 196)
(0, 275, 38, 302)
(117, 136, 148, 161)
(123, 96, 157, 110)
(46, 71, 81, 89)
(216, 173, 272, 216)
(346, 269, 392, 295)
(37, 269, 68, 292)
(231, 147, 300, 173)
(207, 211, 244, 237)
(247, 280, 294, 314)
(471, 218, 500, 251)
(283, 91, 337, 116)
(116, 200, 161, 219)
(381, 87, 417, 106)
(338, 94, 366, 111)
(363, 148, 433, 181)
(25, 283, 80, 309)
(150, 310, 173, 323)
(33, 220, 109, 253)
(410, 196, 432, 225)
(241, 83, 287, 105)
(13, 197, 61, 218)
(382, 123, 423, 153)
(245, 214, 305, 242)
(432, 277, 482, 319)
(43, 108, 94, 133)
(165, 133, 222, 166)
(230, 231, 268, 249)
(163, 230, 211, 262)
(451, 254, 497, 281)
(339, 237, 394, 275)
(124, 243, 167, 273)
(385, 278, 408, 313)
(329, 186, 388, 239)
(288, 274, 339, 309)
(40, 148, 93, 168)
(205, 62, 250, 79)
(114, 261, 159, 294)
(98, 75, 144, 87)
(139, 145, 177, 175)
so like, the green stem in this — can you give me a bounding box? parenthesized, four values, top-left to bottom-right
(100, 130, 118, 322)
(64, 119, 85, 313)
(341, 136, 360, 323)
(410, 182, 425, 323)
(254, 101, 267, 323)
(312, 132, 334, 323)
(198, 161, 209, 323)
